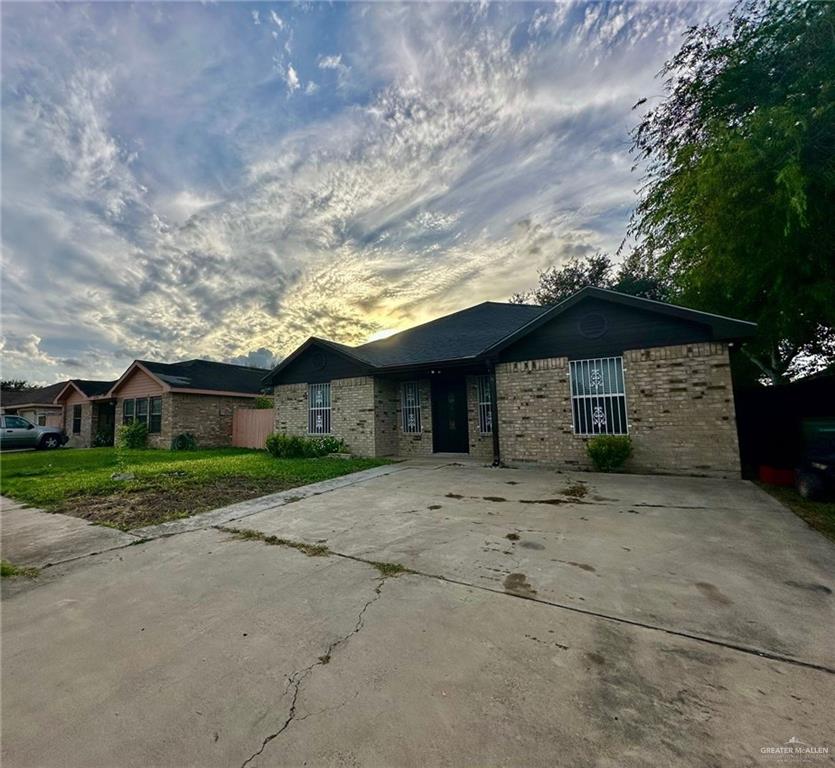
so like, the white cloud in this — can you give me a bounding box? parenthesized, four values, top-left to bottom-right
(0, 1, 712, 384)
(286, 64, 300, 92)
(251, 10, 260, 25)
(318, 54, 343, 70)
(269, 10, 284, 30)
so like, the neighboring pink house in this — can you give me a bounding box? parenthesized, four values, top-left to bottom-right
(108, 359, 270, 448)
(54, 380, 117, 448)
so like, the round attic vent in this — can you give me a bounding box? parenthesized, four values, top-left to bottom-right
(311, 351, 327, 371)
(578, 312, 607, 339)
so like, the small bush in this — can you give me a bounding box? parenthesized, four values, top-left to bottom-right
(93, 431, 114, 447)
(171, 432, 198, 451)
(116, 421, 147, 449)
(265, 433, 348, 458)
(253, 396, 274, 409)
(586, 435, 632, 472)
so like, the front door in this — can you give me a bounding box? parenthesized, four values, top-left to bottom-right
(95, 401, 116, 446)
(431, 378, 469, 453)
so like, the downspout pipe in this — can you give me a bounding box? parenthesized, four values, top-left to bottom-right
(486, 358, 501, 467)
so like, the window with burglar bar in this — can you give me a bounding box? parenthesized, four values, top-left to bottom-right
(476, 375, 492, 434)
(569, 357, 628, 436)
(308, 383, 331, 434)
(401, 382, 421, 433)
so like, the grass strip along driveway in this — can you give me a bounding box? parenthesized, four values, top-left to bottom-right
(0, 448, 388, 530)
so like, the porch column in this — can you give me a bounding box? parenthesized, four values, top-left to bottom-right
(486, 359, 501, 466)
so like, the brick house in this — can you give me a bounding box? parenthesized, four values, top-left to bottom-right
(108, 359, 271, 448)
(265, 287, 756, 477)
(54, 380, 118, 448)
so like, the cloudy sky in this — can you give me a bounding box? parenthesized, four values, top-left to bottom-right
(1, 1, 722, 385)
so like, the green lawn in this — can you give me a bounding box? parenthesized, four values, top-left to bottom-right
(759, 483, 835, 543)
(0, 448, 388, 529)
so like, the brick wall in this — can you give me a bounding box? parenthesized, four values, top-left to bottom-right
(373, 379, 399, 456)
(273, 378, 379, 456)
(274, 376, 436, 457)
(466, 375, 494, 462)
(332, 377, 377, 455)
(168, 393, 255, 448)
(64, 400, 94, 448)
(496, 343, 740, 477)
(624, 343, 740, 476)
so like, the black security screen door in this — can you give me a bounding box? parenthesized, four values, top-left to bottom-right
(431, 378, 469, 453)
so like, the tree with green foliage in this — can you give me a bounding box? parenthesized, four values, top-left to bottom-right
(629, 0, 835, 384)
(1, 380, 29, 392)
(511, 251, 670, 306)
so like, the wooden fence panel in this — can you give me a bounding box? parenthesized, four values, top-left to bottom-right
(232, 408, 274, 449)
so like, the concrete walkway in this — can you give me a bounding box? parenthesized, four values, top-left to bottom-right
(0, 496, 139, 568)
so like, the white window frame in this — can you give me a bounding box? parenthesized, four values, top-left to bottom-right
(476, 375, 493, 434)
(401, 382, 422, 433)
(308, 383, 331, 435)
(568, 356, 628, 436)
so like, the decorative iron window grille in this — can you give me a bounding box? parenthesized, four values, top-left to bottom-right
(477, 375, 493, 434)
(401, 382, 422, 433)
(308, 383, 331, 434)
(569, 357, 628, 436)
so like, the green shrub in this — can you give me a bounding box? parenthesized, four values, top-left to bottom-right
(171, 433, 197, 451)
(265, 433, 348, 458)
(253, 396, 274, 409)
(586, 435, 632, 472)
(116, 421, 147, 449)
(93, 431, 113, 447)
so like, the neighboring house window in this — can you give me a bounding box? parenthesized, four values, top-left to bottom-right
(569, 356, 628, 436)
(72, 405, 82, 434)
(476, 375, 493, 434)
(37, 414, 46, 426)
(122, 399, 135, 424)
(149, 397, 162, 434)
(136, 398, 149, 426)
(401, 382, 421, 433)
(308, 383, 331, 434)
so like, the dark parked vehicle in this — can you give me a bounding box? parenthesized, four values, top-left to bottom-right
(796, 453, 835, 500)
(0, 415, 68, 450)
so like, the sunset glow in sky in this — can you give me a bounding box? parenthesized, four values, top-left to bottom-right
(1, 2, 722, 384)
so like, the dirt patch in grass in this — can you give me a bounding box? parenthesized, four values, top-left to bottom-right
(58, 476, 307, 530)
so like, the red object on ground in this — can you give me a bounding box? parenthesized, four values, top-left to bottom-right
(758, 466, 795, 486)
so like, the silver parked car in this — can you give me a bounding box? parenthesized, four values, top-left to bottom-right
(0, 415, 68, 450)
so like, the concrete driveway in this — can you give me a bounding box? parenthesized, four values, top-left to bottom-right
(2, 460, 833, 767)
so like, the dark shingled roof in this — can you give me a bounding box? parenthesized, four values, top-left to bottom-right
(265, 287, 757, 384)
(139, 359, 271, 394)
(1, 381, 68, 407)
(72, 379, 117, 398)
(351, 302, 550, 368)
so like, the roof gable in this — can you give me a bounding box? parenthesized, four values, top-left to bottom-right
(485, 287, 757, 355)
(54, 379, 115, 403)
(264, 338, 371, 386)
